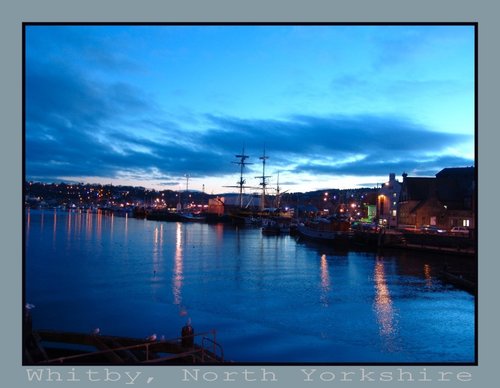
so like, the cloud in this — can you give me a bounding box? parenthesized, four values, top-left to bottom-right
(293, 154, 474, 177)
(25, 52, 474, 189)
(202, 114, 473, 175)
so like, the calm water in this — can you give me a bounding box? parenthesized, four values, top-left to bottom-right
(25, 209, 475, 363)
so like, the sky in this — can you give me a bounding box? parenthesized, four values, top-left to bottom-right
(25, 24, 475, 194)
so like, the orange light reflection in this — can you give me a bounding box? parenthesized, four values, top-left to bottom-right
(320, 254, 331, 306)
(373, 260, 399, 350)
(424, 264, 432, 288)
(52, 210, 57, 244)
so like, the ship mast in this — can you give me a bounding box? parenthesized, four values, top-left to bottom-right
(256, 148, 271, 211)
(184, 173, 190, 209)
(275, 171, 281, 209)
(233, 148, 252, 208)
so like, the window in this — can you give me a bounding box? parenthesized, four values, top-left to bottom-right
(463, 219, 470, 227)
(392, 210, 397, 217)
(379, 196, 385, 216)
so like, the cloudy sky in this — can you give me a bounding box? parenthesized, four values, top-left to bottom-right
(25, 24, 475, 193)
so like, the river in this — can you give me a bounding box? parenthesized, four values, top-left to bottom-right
(24, 209, 475, 363)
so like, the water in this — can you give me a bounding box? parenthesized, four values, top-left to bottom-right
(25, 209, 475, 363)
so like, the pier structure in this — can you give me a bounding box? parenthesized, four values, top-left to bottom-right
(24, 328, 224, 365)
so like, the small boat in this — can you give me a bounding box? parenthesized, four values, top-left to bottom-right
(178, 212, 206, 222)
(261, 217, 290, 235)
(146, 210, 182, 222)
(297, 217, 350, 241)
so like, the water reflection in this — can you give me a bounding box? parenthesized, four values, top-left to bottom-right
(152, 224, 163, 273)
(52, 210, 57, 244)
(424, 263, 433, 288)
(66, 210, 72, 241)
(96, 210, 102, 242)
(26, 209, 31, 243)
(24, 211, 475, 362)
(85, 210, 92, 239)
(373, 258, 399, 351)
(172, 223, 185, 315)
(320, 254, 330, 306)
(109, 213, 114, 236)
(123, 213, 128, 238)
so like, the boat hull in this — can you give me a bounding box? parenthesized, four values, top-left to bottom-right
(297, 221, 351, 242)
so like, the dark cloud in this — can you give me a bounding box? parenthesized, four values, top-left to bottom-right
(201, 114, 473, 176)
(25, 56, 474, 187)
(294, 154, 474, 177)
(26, 63, 154, 130)
(26, 26, 144, 75)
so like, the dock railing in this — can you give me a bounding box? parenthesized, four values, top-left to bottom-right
(201, 330, 224, 362)
(32, 330, 223, 364)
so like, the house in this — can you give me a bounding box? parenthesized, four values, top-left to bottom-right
(397, 167, 475, 230)
(436, 167, 475, 229)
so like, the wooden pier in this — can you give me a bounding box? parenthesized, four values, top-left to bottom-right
(24, 329, 224, 365)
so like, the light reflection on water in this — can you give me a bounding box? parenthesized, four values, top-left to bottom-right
(424, 263, 433, 288)
(320, 254, 330, 306)
(173, 222, 184, 310)
(25, 209, 475, 363)
(373, 259, 399, 352)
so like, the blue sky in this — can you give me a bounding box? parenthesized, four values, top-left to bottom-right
(25, 25, 475, 193)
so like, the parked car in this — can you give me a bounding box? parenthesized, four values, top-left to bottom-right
(362, 222, 379, 232)
(420, 225, 446, 234)
(450, 226, 470, 235)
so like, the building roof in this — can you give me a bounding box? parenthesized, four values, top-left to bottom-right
(401, 177, 435, 201)
(401, 167, 475, 211)
(436, 167, 475, 206)
(436, 166, 475, 179)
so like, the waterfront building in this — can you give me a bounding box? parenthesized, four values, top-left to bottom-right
(398, 167, 475, 230)
(377, 173, 402, 228)
(435, 167, 475, 229)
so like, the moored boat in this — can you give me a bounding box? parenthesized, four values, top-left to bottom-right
(178, 212, 206, 222)
(146, 209, 182, 222)
(261, 217, 291, 235)
(297, 217, 350, 241)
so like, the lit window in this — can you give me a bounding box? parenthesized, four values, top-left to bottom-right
(463, 219, 470, 227)
(392, 210, 397, 217)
